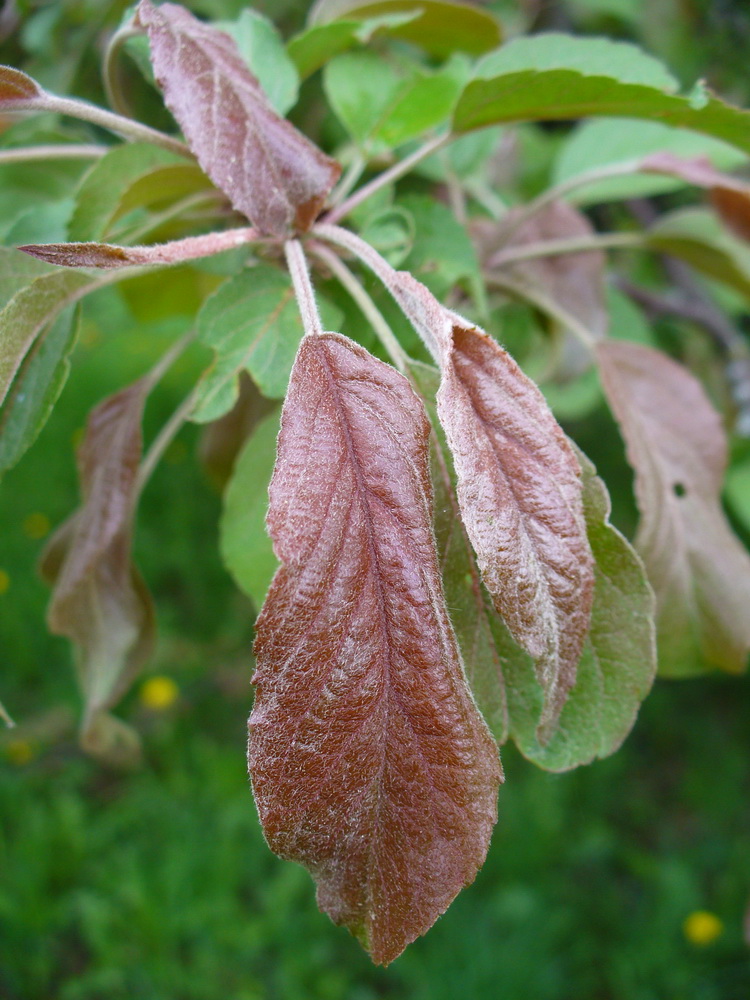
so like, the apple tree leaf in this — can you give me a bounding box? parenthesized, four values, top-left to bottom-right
(249, 332, 501, 966)
(597, 339, 750, 676)
(136, 0, 341, 236)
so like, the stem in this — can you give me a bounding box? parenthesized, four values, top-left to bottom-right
(486, 272, 598, 351)
(135, 330, 199, 495)
(0, 699, 15, 729)
(136, 387, 200, 497)
(285, 240, 323, 337)
(103, 20, 142, 119)
(501, 159, 643, 241)
(310, 242, 408, 373)
(11, 91, 192, 158)
(488, 231, 643, 268)
(0, 144, 108, 165)
(323, 132, 451, 226)
(329, 152, 367, 209)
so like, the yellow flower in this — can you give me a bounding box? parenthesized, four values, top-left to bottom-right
(140, 675, 180, 711)
(0, 569, 9, 595)
(683, 910, 723, 946)
(22, 512, 51, 540)
(5, 739, 35, 765)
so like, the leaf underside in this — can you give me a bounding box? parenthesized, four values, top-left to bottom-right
(136, 0, 340, 236)
(597, 340, 750, 676)
(249, 332, 501, 966)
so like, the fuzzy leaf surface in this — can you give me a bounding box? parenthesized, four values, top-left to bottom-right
(136, 0, 340, 235)
(436, 314, 594, 730)
(0, 269, 94, 408)
(192, 265, 340, 422)
(0, 65, 44, 105)
(597, 340, 750, 675)
(249, 333, 501, 965)
(503, 450, 656, 769)
(40, 379, 155, 761)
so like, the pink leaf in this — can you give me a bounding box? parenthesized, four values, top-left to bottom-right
(18, 227, 259, 269)
(249, 332, 501, 965)
(136, 0, 340, 236)
(0, 64, 44, 106)
(597, 339, 750, 675)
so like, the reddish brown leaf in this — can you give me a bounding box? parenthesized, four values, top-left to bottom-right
(0, 64, 44, 105)
(249, 332, 501, 965)
(597, 339, 750, 675)
(641, 152, 750, 242)
(136, 0, 340, 236)
(437, 314, 594, 729)
(40, 379, 155, 761)
(315, 225, 594, 729)
(19, 227, 259, 270)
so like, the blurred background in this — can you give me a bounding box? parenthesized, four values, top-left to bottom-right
(2, 1, 750, 997)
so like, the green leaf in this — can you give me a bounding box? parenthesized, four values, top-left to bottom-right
(647, 208, 750, 299)
(0, 269, 95, 409)
(453, 32, 750, 155)
(503, 450, 656, 771)
(398, 194, 483, 301)
(287, 13, 418, 79)
(554, 119, 748, 205)
(0, 305, 80, 477)
(217, 9, 299, 116)
(0, 245, 50, 302)
(308, 0, 502, 57)
(191, 266, 342, 422)
(219, 407, 281, 609)
(68, 143, 191, 242)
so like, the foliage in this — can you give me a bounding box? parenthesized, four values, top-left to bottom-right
(2, 0, 750, 968)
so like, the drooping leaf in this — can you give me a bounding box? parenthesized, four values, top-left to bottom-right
(249, 332, 501, 966)
(452, 33, 750, 155)
(473, 200, 608, 347)
(410, 360, 509, 742)
(220, 406, 281, 609)
(40, 378, 156, 764)
(597, 339, 750, 676)
(192, 265, 341, 422)
(0, 306, 80, 477)
(308, 0, 502, 57)
(136, 0, 341, 236)
(503, 449, 656, 770)
(436, 314, 594, 730)
(0, 269, 95, 408)
(68, 143, 188, 242)
(316, 225, 594, 731)
(554, 119, 748, 206)
(217, 9, 299, 116)
(18, 227, 259, 270)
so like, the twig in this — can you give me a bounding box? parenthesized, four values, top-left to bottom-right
(285, 239, 323, 337)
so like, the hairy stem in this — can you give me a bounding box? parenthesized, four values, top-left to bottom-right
(10, 91, 191, 157)
(285, 239, 323, 338)
(0, 699, 15, 729)
(323, 132, 451, 225)
(486, 272, 597, 350)
(310, 242, 408, 373)
(0, 144, 107, 165)
(488, 231, 643, 267)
